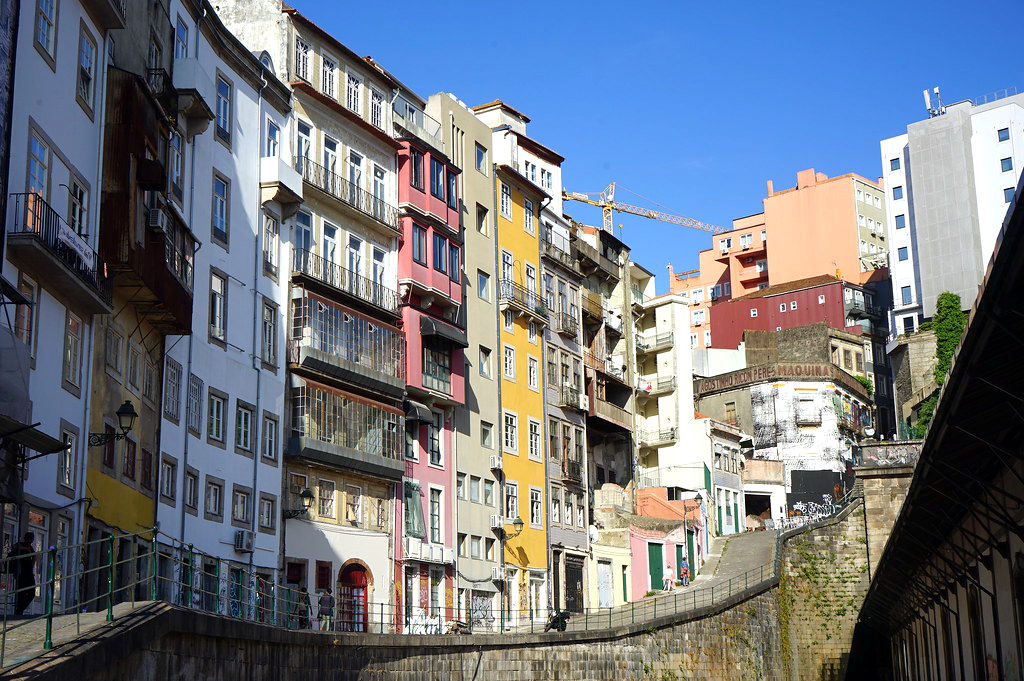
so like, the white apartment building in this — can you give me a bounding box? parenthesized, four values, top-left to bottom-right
(880, 90, 1024, 335)
(1, 0, 122, 589)
(156, 1, 298, 594)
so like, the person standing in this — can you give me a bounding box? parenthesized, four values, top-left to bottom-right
(318, 587, 335, 631)
(679, 556, 690, 587)
(662, 564, 675, 591)
(7, 533, 37, 615)
(297, 586, 312, 629)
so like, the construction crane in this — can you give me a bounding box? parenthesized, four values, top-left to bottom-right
(562, 182, 726, 235)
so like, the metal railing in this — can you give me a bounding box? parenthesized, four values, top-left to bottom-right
(0, 499, 862, 664)
(541, 234, 578, 271)
(295, 157, 399, 231)
(581, 291, 603, 319)
(637, 331, 674, 352)
(498, 279, 548, 318)
(557, 385, 584, 410)
(563, 459, 583, 483)
(638, 427, 678, 447)
(554, 312, 578, 337)
(292, 248, 400, 314)
(637, 376, 676, 394)
(392, 94, 443, 148)
(6, 193, 112, 305)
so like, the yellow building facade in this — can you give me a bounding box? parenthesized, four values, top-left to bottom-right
(494, 166, 550, 623)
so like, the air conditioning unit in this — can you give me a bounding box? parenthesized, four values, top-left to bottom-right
(491, 566, 506, 581)
(489, 514, 503, 531)
(428, 544, 444, 562)
(404, 536, 422, 560)
(578, 395, 590, 411)
(233, 529, 254, 553)
(489, 454, 503, 470)
(441, 547, 455, 564)
(147, 206, 168, 232)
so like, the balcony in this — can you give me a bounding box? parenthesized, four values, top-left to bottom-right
(581, 291, 603, 321)
(631, 285, 647, 311)
(638, 427, 678, 448)
(145, 68, 177, 116)
(498, 279, 549, 323)
(6, 193, 112, 315)
(170, 57, 215, 139)
(288, 381, 405, 480)
(846, 298, 885, 320)
(289, 289, 405, 399)
(636, 331, 674, 354)
(260, 156, 303, 216)
(541, 234, 579, 272)
(563, 459, 583, 483)
(296, 157, 399, 232)
(604, 308, 623, 334)
(591, 397, 632, 429)
(392, 95, 443, 150)
(292, 248, 400, 317)
(553, 312, 579, 338)
(637, 376, 676, 397)
(557, 386, 588, 411)
(83, 0, 126, 29)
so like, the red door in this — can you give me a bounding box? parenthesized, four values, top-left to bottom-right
(338, 564, 368, 632)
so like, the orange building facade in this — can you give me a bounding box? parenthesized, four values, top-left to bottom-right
(671, 168, 887, 349)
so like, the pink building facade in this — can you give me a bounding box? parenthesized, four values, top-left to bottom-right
(393, 138, 466, 630)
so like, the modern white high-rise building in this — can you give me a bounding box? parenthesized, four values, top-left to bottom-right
(880, 90, 1024, 335)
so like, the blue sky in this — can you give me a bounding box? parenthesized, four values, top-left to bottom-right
(297, 0, 1020, 292)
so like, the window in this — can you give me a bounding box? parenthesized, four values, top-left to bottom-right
(233, 489, 251, 522)
(470, 536, 481, 558)
(432, 232, 448, 274)
(892, 186, 903, 200)
(480, 421, 494, 450)
(261, 120, 280, 159)
(504, 482, 518, 520)
(719, 237, 732, 252)
(430, 158, 445, 199)
(127, 346, 141, 391)
(898, 247, 908, 261)
(901, 286, 912, 305)
(890, 158, 900, 171)
(35, 0, 57, 59)
(524, 199, 535, 234)
(206, 481, 224, 516)
(428, 412, 443, 466)
(235, 404, 253, 451)
(412, 224, 427, 264)
(215, 76, 232, 144)
(259, 497, 275, 529)
(479, 347, 492, 378)
(14, 277, 35, 348)
(503, 309, 514, 332)
(740, 233, 752, 248)
(184, 472, 198, 508)
(63, 312, 82, 389)
(429, 488, 442, 543)
(997, 127, 1010, 142)
(261, 301, 277, 364)
(692, 309, 705, 324)
(212, 175, 228, 245)
(690, 333, 698, 348)
(57, 430, 75, 490)
(503, 345, 516, 379)
(122, 439, 136, 480)
(262, 215, 279, 275)
(475, 143, 487, 174)
(724, 401, 736, 423)
(104, 328, 123, 373)
(704, 330, 712, 345)
(405, 423, 418, 461)
(410, 148, 424, 190)
(1001, 157, 1013, 172)
(503, 412, 518, 453)
(779, 303, 786, 313)
(186, 375, 203, 433)
(528, 321, 538, 344)
(138, 451, 153, 490)
(209, 272, 226, 341)
(318, 479, 335, 517)
(528, 420, 541, 461)
(476, 204, 489, 235)
(483, 479, 495, 506)
(1005, 187, 1016, 204)
(165, 131, 185, 201)
(749, 308, 758, 318)
(447, 170, 458, 210)
(449, 244, 460, 282)
(345, 73, 361, 112)
(528, 357, 539, 390)
(469, 476, 481, 503)
(207, 392, 225, 442)
(321, 55, 336, 97)
(478, 270, 490, 300)
(529, 488, 542, 527)
(551, 493, 560, 524)
(174, 16, 188, 59)
(457, 473, 466, 499)
(790, 301, 797, 311)
(902, 317, 915, 334)
(161, 460, 176, 499)
(895, 214, 906, 229)
(500, 183, 512, 218)
(294, 37, 310, 80)
(261, 415, 278, 461)
(27, 132, 48, 196)
(164, 359, 182, 420)
(370, 89, 384, 128)
(77, 28, 97, 110)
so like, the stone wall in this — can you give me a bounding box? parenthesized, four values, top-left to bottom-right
(853, 461, 916, 577)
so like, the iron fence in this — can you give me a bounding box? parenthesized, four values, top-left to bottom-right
(292, 248, 400, 314)
(295, 157, 399, 230)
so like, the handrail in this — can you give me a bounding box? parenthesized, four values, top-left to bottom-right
(498, 279, 549, 317)
(292, 248, 400, 314)
(295, 157, 399, 231)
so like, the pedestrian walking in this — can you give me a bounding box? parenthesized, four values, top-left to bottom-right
(297, 586, 312, 629)
(318, 587, 335, 631)
(662, 565, 675, 591)
(679, 556, 690, 587)
(6, 533, 37, 615)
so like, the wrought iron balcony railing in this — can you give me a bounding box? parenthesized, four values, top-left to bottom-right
(554, 312, 579, 337)
(292, 248, 400, 315)
(563, 459, 583, 483)
(498, 279, 549, 320)
(295, 157, 399, 231)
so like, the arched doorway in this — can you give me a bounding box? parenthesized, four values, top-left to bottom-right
(338, 563, 369, 632)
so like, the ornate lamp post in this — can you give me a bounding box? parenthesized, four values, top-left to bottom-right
(283, 488, 315, 519)
(499, 516, 525, 632)
(87, 401, 138, 447)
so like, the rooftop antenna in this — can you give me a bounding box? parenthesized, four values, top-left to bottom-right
(924, 86, 944, 118)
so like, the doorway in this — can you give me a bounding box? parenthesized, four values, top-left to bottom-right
(338, 563, 368, 632)
(597, 560, 612, 608)
(564, 557, 584, 613)
(647, 542, 664, 591)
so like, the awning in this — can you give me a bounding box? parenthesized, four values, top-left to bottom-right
(404, 400, 433, 423)
(419, 315, 468, 348)
(0, 414, 68, 454)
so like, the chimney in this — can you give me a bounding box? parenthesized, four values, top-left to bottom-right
(796, 169, 816, 189)
(766, 180, 774, 197)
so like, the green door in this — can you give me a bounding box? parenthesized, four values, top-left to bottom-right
(686, 530, 695, 574)
(734, 501, 740, 533)
(675, 544, 684, 580)
(647, 542, 663, 591)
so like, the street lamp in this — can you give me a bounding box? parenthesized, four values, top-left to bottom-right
(283, 487, 315, 519)
(87, 401, 138, 447)
(499, 516, 525, 631)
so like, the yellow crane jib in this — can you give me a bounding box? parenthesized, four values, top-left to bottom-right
(561, 182, 726, 235)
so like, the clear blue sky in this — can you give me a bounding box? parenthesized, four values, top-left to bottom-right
(297, 0, 1020, 293)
